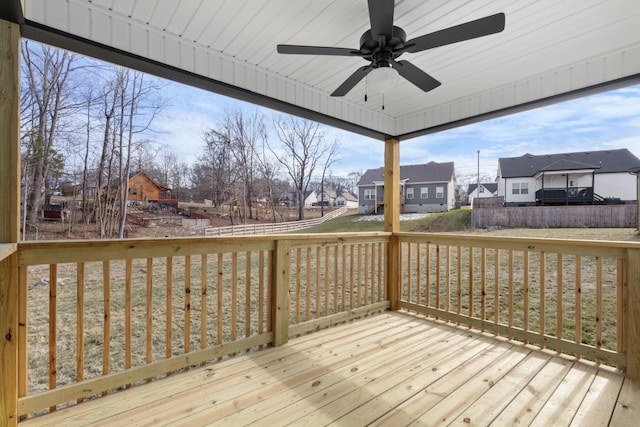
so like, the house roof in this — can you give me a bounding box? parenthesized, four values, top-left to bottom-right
(339, 192, 358, 202)
(3, 1, 639, 142)
(498, 149, 640, 178)
(111, 171, 171, 191)
(467, 183, 498, 194)
(357, 161, 455, 186)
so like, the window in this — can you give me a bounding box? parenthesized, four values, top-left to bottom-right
(364, 189, 375, 200)
(479, 186, 485, 193)
(420, 187, 428, 199)
(511, 182, 529, 195)
(406, 188, 414, 199)
(436, 186, 444, 198)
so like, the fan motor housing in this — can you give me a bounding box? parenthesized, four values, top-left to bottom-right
(359, 25, 406, 55)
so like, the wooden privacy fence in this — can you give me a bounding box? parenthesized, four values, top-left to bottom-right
(15, 232, 389, 419)
(204, 207, 348, 236)
(396, 232, 640, 373)
(472, 204, 637, 228)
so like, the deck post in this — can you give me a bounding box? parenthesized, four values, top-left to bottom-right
(0, 18, 21, 427)
(626, 248, 640, 379)
(271, 239, 291, 346)
(384, 138, 400, 310)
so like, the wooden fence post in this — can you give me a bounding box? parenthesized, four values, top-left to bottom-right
(0, 18, 21, 427)
(271, 239, 291, 346)
(626, 248, 640, 379)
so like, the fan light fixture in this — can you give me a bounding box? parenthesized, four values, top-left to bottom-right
(367, 64, 399, 94)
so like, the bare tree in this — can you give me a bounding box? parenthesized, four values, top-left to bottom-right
(318, 143, 340, 216)
(271, 116, 335, 220)
(20, 41, 78, 224)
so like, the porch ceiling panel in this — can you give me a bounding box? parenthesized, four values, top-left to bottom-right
(5, 0, 640, 141)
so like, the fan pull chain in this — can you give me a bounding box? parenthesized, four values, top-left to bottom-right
(382, 93, 385, 110)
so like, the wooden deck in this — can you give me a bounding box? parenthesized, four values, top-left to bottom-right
(21, 311, 639, 426)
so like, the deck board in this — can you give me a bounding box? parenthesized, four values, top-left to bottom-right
(20, 311, 637, 427)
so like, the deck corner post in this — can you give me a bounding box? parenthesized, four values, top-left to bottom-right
(272, 239, 291, 346)
(0, 18, 21, 427)
(384, 138, 400, 310)
(625, 248, 640, 379)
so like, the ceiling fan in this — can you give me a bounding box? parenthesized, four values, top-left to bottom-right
(277, 0, 505, 97)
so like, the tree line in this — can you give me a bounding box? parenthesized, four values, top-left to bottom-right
(20, 41, 360, 238)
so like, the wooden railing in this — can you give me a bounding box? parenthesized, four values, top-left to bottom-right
(15, 232, 389, 418)
(396, 232, 640, 372)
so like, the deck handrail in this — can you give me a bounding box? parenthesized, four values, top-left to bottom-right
(395, 232, 640, 375)
(8, 231, 640, 420)
(14, 232, 390, 418)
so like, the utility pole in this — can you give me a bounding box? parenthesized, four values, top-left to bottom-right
(476, 150, 480, 207)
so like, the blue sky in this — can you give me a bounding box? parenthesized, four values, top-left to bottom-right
(153, 81, 640, 185)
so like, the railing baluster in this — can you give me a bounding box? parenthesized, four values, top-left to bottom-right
(617, 258, 624, 357)
(185, 256, 191, 353)
(306, 248, 311, 320)
(245, 252, 251, 340)
(334, 245, 339, 312)
(202, 254, 208, 349)
(456, 246, 461, 324)
(166, 257, 173, 362)
(596, 256, 603, 353)
(76, 262, 84, 401)
(231, 253, 238, 341)
(445, 245, 450, 313)
(217, 253, 223, 347)
(407, 243, 412, 303)
(416, 244, 421, 307)
(539, 252, 546, 347)
(508, 250, 514, 332)
(102, 260, 110, 394)
(315, 247, 321, 317)
(425, 244, 430, 307)
(468, 247, 474, 321)
(125, 259, 132, 374)
(435, 245, 441, 314)
(494, 249, 499, 325)
(342, 245, 347, 310)
(259, 251, 265, 335)
(364, 244, 370, 307)
(146, 258, 153, 367)
(349, 245, 354, 309)
(295, 248, 301, 323)
(49, 264, 57, 410)
(480, 248, 486, 331)
(523, 251, 529, 342)
(556, 254, 563, 350)
(325, 246, 330, 316)
(575, 255, 582, 357)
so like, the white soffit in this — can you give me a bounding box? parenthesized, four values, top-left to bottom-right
(12, 0, 640, 140)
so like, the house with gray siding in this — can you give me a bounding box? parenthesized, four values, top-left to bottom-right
(357, 162, 456, 214)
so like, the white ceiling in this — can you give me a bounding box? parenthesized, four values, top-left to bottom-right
(4, 0, 640, 140)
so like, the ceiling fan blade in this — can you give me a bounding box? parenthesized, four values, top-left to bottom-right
(277, 44, 362, 56)
(368, 0, 395, 40)
(405, 13, 505, 53)
(331, 66, 373, 96)
(392, 60, 441, 92)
